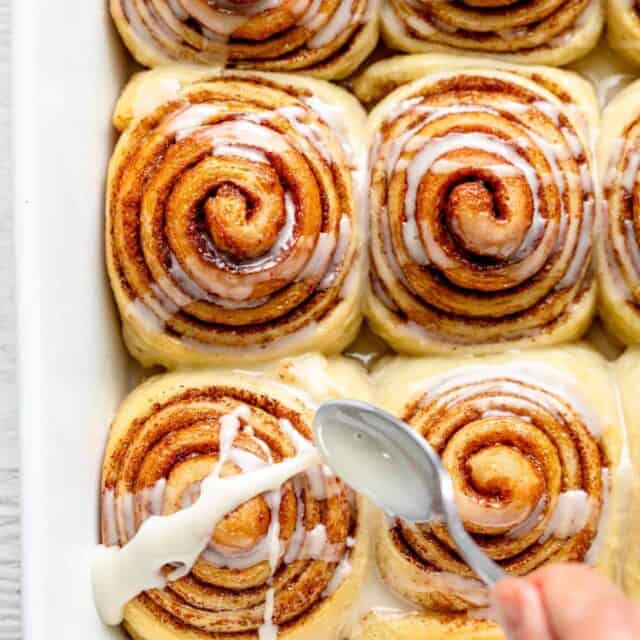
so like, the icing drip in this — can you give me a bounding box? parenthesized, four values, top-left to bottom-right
(214, 406, 251, 476)
(259, 588, 278, 640)
(322, 555, 352, 596)
(92, 449, 322, 625)
(540, 491, 593, 543)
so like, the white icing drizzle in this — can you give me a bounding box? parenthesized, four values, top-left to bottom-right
(540, 490, 593, 543)
(297, 233, 335, 281)
(407, 570, 490, 607)
(102, 490, 119, 547)
(266, 490, 283, 573)
(586, 470, 610, 565)
(140, 478, 167, 517)
(556, 198, 594, 290)
(118, 493, 136, 541)
(259, 588, 278, 640)
(322, 556, 352, 596)
(299, 524, 328, 559)
(166, 0, 189, 20)
(416, 362, 604, 439)
(561, 127, 583, 159)
(533, 101, 561, 125)
(213, 145, 269, 163)
(623, 150, 640, 192)
(308, 0, 355, 47)
(125, 298, 164, 332)
(402, 132, 543, 265)
(299, 0, 324, 27)
(92, 449, 322, 626)
(279, 418, 326, 499)
(318, 216, 351, 290)
(228, 447, 269, 472)
(214, 406, 251, 477)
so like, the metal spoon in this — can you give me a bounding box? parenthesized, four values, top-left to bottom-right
(313, 399, 507, 588)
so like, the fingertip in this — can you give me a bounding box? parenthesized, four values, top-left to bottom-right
(491, 578, 553, 640)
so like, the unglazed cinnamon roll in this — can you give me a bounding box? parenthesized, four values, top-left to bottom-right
(110, 0, 378, 80)
(608, 0, 640, 67)
(107, 67, 367, 369)
(380, 0, 602, 66)
(355, 55, 599, 356)
(99, 355, 371, 640)
(364, 345, 631, 638)
(598, 80, 640, 345)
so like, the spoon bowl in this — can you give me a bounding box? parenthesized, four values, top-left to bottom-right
(313, 399, 507, 587)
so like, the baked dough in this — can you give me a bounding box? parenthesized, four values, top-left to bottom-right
(107, 67, 367, 368)
(355, 55, 599, 355)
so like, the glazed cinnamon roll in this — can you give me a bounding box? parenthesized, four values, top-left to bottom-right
(615, 347, 640, 600)
(364, 345, 630, 638)
(380, 0, 602, 66)
(598, 80, 640, 345)
(107, 67, 367, 369)
(98, 355, 371, 640)
(110, 0, 378, 80)
(356, 55, 599, 356)
(608, 0, 640, 67)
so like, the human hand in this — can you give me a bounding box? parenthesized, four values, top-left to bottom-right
(491, 563, 640, 640)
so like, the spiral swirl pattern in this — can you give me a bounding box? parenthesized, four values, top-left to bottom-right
(107, 73, 364, 367)
(367, 70, 597, 353)
(382, 0, 601, 64)
(100, 373, 361, 639)
(111, 0, 378, 78)
(599, 110, 640, 344)
(378, 366, 607, 612)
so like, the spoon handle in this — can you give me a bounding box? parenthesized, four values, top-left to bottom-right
(444, 509, 508, 587)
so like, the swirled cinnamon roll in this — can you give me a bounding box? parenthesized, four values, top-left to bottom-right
(107, 67, 367, 369)
(598, 80, 640, 345)
(615, 348, 640, 600)
(98, 355, 371, 640)
(110, 0, 378, 79)
(608, 0, 640, 66)
(355, 55, 599, 356)
(381, 0, 602, 66)
(363, 345, 631, 638)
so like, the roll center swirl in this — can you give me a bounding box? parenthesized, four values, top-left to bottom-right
(442, 416, 551, 534)
(446, 179, 530, 260)
(204, 178, 286, 261)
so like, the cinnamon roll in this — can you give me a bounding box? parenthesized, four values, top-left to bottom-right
(598, 80, 640, 345)
(356, 55, 599, 355)
(107, 67, 367, 369)
(98, 355, 371, 640)
(110, 0, 378, 80)
(366, 345, 630, 637)
(608, 0, 640, 67)
(615, 347, 640, 600)
(380, 0, 602, 66)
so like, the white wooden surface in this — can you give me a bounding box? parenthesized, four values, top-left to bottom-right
(0, 1, 19, 638)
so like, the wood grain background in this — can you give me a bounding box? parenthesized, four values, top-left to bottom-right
(0, 1, 20, 638)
